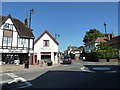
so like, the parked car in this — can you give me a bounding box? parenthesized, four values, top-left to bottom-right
(61, 55, 72, 64)
(14, 56, 20, 65)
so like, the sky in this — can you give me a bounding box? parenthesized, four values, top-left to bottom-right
(2, 2, 118, 52)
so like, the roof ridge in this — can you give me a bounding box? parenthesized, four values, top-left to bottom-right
(34, 30, 59, 45)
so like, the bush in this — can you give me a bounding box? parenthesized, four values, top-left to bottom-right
(85, 49, 119, 61)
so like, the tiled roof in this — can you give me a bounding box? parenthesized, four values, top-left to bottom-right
(108, 35, 120, 45)
(70, 46, 77, 48)
(86, 37, 108, 46)
(0, 15, 34, 38)
(34, 30, 59, 45)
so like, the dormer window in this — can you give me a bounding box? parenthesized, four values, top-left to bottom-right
(3, 23, 13, 30)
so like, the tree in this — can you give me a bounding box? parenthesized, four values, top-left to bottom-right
(96, 42, 112, 50)
(78, 46, 84, 50)
(83, 29, 104, 45)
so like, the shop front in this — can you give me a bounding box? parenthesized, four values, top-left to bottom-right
(2, 53, 28, 64)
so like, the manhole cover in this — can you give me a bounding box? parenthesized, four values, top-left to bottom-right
(92, 67, 111, 71)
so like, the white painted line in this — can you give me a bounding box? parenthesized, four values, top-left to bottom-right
(6, 73, 32, 88)
(6, 73, 18, 78)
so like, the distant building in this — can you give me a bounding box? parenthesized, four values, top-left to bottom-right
(108, 35, 120, 49)
(66, 46, 82, 59)
(67, 46, 77, 55)
(84, 33, 114, 52)
(0, 14, 34, 65)
(84, 37, 108, 52)
(33, 30, 59, 65)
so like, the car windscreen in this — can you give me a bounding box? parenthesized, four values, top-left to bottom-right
(64, 57, 71, 59)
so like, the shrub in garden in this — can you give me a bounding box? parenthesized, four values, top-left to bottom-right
(85, 49, 119, 61)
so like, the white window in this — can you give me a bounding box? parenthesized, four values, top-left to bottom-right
(18, 38, 28, 45)
(3, 23, 13, 30)
(3, 37, 7, 44)
(3, 36, 12, 45)
(8, 37, 12, 45)
(23, 39, 28, 45)
(3, 23, 9, 30)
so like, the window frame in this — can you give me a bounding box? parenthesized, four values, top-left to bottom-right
(3, 23, 13, 30)
(43, 40, 49, 47)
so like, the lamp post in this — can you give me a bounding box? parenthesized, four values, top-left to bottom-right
(24, 9, 35, 69)
(29, 9, 35, 29)
(104, 23, 107, 34)
(55, 33, 60, 40)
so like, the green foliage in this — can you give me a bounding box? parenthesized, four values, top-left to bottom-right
(78, 46, 84, 49)
(96, 42, 112, 50)
(83, 29, 104, 45)
(85, 49, 119, 60)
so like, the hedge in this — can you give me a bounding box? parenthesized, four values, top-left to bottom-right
(85, 49, 119, 60)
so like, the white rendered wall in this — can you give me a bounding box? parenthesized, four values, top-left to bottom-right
(1, 18, 17, 32)
(12, 32, 18, 47)
(0, 29, 3, 47)
(34, 33, 59, 64)
(30, 39, 33, 49)
(34, 33, 58, 53)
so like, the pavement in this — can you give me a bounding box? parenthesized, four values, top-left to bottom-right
(0, 60, 119, 73)
(0, 63, 60, 73)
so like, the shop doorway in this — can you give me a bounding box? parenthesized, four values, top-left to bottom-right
(41, 55, 51, 64)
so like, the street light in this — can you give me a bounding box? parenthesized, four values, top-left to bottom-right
(104, 23, 107, 34)
(29, 9, 35, 29)
(25, 9, 35, 69)
(55, 33, 60, 40)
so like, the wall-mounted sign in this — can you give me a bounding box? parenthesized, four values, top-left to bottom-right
(40, 47, 52, 50)
(9, 49, 22, 53)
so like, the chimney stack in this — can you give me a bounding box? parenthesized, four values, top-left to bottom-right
(25, 18, 29, 27)
(107, 33, 114, 40)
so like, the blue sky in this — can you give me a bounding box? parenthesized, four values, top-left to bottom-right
(2, 2, 118, 52)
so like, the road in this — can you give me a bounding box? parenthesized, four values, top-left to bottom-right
(2, 60, 120, 89)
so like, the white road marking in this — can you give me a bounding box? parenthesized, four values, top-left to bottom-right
(81, 67, 93, 72)
(5, 73, 32, 88)
(63, 65, 69, 66)
(6, 73, 18, 78)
